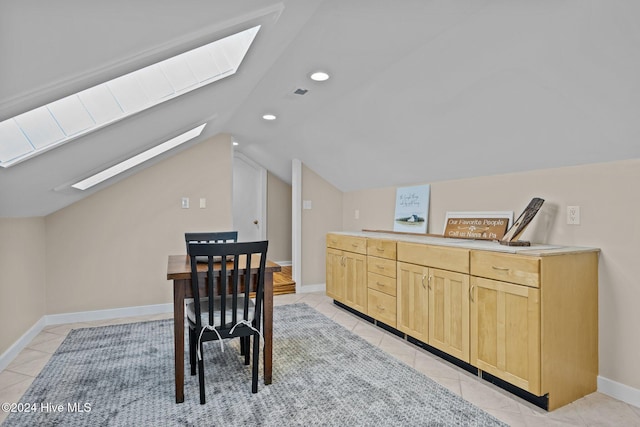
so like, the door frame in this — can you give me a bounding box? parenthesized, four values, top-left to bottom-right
(233, 151, 267, 240)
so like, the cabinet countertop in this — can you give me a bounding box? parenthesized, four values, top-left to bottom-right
(328, 231, 600, 257)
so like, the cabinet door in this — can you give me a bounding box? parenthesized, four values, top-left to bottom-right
(470, 276, 541, 394)
(428, 268, 470, 363)
(397, 262, 429, 343)
(326, 248, 344, 301)
(343, 252, 367, 313)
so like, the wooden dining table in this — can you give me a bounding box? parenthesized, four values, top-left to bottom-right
(166, 254, 281, 403)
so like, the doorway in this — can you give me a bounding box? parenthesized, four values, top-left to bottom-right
(232, 152, 266, 241)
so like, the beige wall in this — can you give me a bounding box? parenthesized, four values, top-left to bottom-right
(44, 134, 233, 314)
(301, 164, 342, 287)
(266, 172, 292, 263)
(0, 218, 46, 353)
(342, 158, 640, 392)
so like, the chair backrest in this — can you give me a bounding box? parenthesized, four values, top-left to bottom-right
(188, 241, 268, 332)
(184, 231, 238, 255)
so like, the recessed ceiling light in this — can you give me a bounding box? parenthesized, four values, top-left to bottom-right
(262, 114, 277, 121)
(310, 71, 330, 82)
(232, 141, 239, 146)
(71, 124, 206, 190)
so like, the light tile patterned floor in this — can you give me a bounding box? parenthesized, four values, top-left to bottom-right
(1, 292, 639, 426)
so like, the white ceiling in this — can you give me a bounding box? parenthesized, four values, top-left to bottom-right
(1, 0, 639, 217)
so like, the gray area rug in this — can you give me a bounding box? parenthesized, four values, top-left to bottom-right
(2, 303, 507, 426)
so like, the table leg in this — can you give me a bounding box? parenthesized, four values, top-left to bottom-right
(263, 271, 273, 385)
(173, 280, 186, 403)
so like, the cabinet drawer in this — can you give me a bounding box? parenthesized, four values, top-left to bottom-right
(367, 239, 397, 260)
(368, 289, 397, 327)
(326, 234, 367, 254)
(397, 242, 469, 273)
(471, 251, 540, 287)
(367, 256, 396, 278)
(368, 272, 397, 296)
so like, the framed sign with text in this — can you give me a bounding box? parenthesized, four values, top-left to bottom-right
(443, 211, 513, 241)
(394, 185, 430, 233)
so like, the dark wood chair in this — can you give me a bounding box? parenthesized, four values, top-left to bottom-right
(187, 240, 269, 403)
(184, 231, 238, 252)
(185, 231, 240, 374)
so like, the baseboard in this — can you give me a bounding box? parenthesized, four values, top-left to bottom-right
(274, 260, 292, 266)
(0, 317, 47, 372)
(297, 283, 326, 293)
(598, 375, 640, 409)
(45, 303, 173, 325)
(0, 303, 173, 372)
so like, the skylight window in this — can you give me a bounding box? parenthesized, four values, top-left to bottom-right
(71, 124, 206, 190)
(0, 25, 260, 168)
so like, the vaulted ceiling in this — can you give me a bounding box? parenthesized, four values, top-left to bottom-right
(1, 1, 639, 217)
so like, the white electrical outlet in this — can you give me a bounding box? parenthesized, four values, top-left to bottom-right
(199, 198, 206, 208)
(567, 206, 580, 224)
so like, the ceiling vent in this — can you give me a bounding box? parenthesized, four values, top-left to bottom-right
(294, 88, 308, 95)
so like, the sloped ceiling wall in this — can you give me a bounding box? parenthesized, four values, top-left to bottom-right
(1, 1, 639, 216)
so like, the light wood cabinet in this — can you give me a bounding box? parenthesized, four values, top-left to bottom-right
(397, 262, 429, 342)
(326, 234, 367, 313)
(470, 276, 540, 394)
(470, 250, 599, 410)
(429, 268, 470, 363)
(363, 238, 397, 326)
(397, 261, 470, 362)
(326, 232, 598, 411)
(368, 288, 397, 327)
(325, 247, 344, 301)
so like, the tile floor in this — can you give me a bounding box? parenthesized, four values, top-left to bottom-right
(1, 292, 639, 426)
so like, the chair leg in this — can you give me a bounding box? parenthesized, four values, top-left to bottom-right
(251, 334, 260, 393)
(198, 341, 206, 404)
(240, 336, 246, 356)
(244, 336, 250, 365)
(189, 328, 196, 376)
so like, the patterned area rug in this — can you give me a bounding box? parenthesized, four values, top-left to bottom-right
(2, 303, 506, 426)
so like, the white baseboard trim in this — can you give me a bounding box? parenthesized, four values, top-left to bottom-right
(598, 375, 640, 409)
(0, 317, 47, 372)
(45, 303, 173, 325)
(297, 283, 326, 293)
(0, 303, 173, 372)
(274, 260, 292, 266)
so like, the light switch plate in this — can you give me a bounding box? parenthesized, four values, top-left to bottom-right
(181, 197, 189, 209)
(303, 200, 312, 210)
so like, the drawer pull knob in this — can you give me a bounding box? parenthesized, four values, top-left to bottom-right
(421, 274, 427, 289)
(376, 282, 385, 287)
(376, 305, 385, 311)
(376, 264, 385, 269)
(428, 275, 432, 291)
(376, 247, 384, 252)
(352, 243, 359, 248)
(469, 285, 475, 302)
(492, 266, 510, 272)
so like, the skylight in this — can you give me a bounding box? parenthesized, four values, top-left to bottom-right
(0, 25, 260, 168)
(71, 124, 206, 190)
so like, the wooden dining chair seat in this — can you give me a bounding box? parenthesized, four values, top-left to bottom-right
(186, 295, 256, 328)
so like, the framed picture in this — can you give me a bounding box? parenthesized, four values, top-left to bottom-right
(394, 184, 430, 233)
(443, 211, 513, 240)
